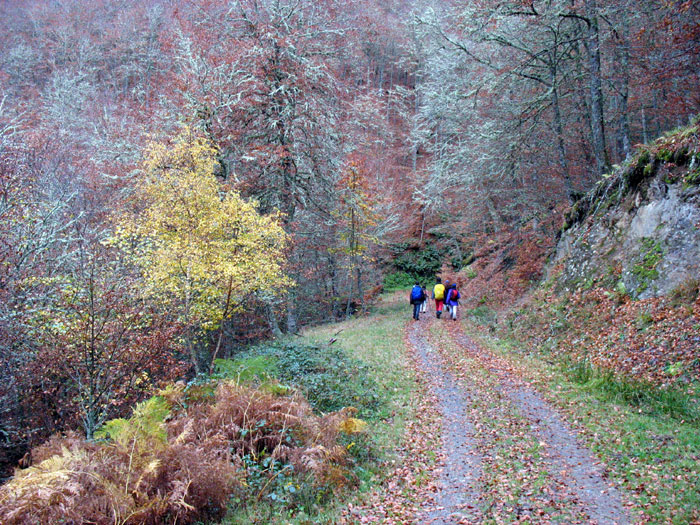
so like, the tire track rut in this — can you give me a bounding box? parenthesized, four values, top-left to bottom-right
(408, 318, 482, 524)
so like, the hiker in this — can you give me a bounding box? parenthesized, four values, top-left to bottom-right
(420, 285, 428, 313)
(409, 282, 426, 320)
(445, 283, 460, 321)
(433, 277, 446, 318)
(443, 279, 451, 316)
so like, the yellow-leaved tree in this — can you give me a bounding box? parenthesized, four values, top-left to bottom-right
(113, 129, 290, 374)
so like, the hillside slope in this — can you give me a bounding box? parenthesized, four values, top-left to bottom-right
(458, 121, 700, 387)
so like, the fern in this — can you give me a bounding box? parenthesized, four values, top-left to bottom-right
(95, 396, 170, 446)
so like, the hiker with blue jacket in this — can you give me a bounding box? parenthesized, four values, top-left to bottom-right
(409, 282, 426, 320)
(445, 283, 460, 321)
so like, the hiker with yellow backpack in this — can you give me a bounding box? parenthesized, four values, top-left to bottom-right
(433, 277, 446, 318)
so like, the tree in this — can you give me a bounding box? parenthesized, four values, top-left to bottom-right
(334, 160, 380, 318)
(171, 0, 343, 220)
(0, 103, 83, 466)
(30, 242, 183, 439)
(114, 129, 290, 374)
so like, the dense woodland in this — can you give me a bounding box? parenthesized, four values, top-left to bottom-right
(1, 0, 699, 496)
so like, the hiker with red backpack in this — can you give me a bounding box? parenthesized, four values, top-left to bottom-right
(409, 282, 426, 320)
(443, 279, 451, 316)
(445, 283, 460, 321)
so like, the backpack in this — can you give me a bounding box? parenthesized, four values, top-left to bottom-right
(434, 283, 445, 300)
(449, 289, 460, 302)
(410, 285, 423, 303)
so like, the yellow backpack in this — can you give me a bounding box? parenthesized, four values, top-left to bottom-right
(434, 283, 445, 300)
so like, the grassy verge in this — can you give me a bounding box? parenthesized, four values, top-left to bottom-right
(464, 322, 700, 524)
(220, 292, 417, 523)
(301, 292, 417, 446)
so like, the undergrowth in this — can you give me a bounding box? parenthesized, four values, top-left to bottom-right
(0, 343, 381, 524)
(562, 358, 699, 424)
(215, 341, 384, 419)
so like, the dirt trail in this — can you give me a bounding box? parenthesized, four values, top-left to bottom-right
(408, 320, 482, 524)
(406, 316, 630, 524)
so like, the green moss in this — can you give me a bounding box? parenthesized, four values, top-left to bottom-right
(657, 149, 673, 162)
(631, 238, 664, 294)
(684, 161, 700, 186)
(636, 149, 651, 167)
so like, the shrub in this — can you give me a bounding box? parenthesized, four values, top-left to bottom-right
(382, 271, 414, 292)
(217, 341, 385, 420)
(389, 243, 443, 281)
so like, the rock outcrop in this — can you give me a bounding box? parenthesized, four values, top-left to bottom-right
(551, 122, 700, 299)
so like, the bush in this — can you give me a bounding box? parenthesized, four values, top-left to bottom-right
(389, 243, 443, 281)
(382, 271, 415, 292)
(216, 341, 385, 420)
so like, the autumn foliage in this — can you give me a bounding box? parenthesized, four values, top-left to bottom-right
(0, 0, 699, 508)
(0, 381, 358, 524)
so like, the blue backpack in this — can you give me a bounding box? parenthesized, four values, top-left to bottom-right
(410, 285, 423, 302)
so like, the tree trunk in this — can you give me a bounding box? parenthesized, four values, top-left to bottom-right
(616, 15, 632, 161)
(550, 66, 574, 203)
(286, 298, 298, 334)
(265, 301, 283, 338)
(356, 264, 364, 315)
(583, 0, 609, 174)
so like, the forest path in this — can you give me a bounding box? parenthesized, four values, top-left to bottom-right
(407, 314, 630, 524)
(408, 317, 482, 524)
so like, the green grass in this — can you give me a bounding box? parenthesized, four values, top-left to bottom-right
(302, 293, 418, 451)
(562, 358, 700, 423)
(465, 324, 700, 524)
(465, 305, 497, 327)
